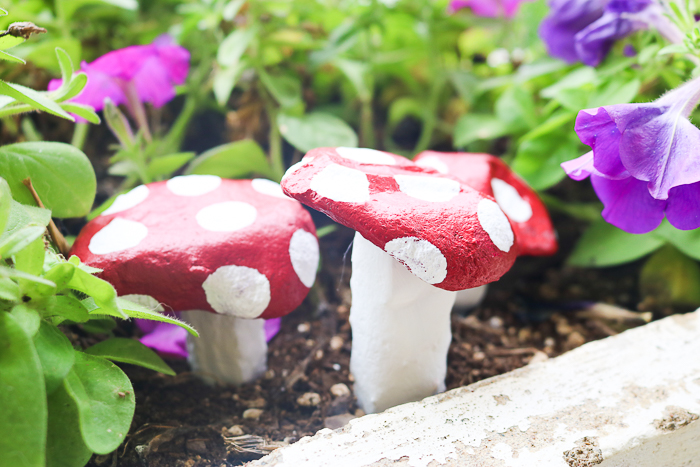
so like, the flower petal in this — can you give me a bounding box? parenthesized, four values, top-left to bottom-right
(665, 182, 700, 230)
(575, 107, 630, 178)
(539, 0, 607, 63)
(591, 174, 666, 234)
(139, 320, 188, 359)
(574, 9, 649, 67)
(561, 152, 595, 180)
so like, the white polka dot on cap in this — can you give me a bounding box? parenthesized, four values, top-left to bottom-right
(491, 178, 533, 223)
(384, 236, 448, 284)
(289, 229, 320, 288)
(196, 201, 257, 232)
(394, 174, 460, 203)
(477, 199, 514, 252)
(166, 175, 222, 196)
(310, 163, 370, 203)
(203, 265, 271, 319)
(89, 218, 148, 255)
(102, 185, 149, 215)
(336, 147, 397, 165)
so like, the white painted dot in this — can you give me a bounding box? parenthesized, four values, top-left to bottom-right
(394, 175, 460, 202)
(196, 202, 257, 232)
(477, 199, 514, 252)
(102, 185, 149, 215)
(384, 237, 448, 284)
(203, 265, 271, 318)
(251, 178, 289, 200)
(281, 157, 315, 183)
(88, 218, 148, 255)
(166, 175, 221, 196)
(415, 155, 449, 174)
(289, 229, 319, 288)
(335, 147, 397, 165)
(310, 163, 370, 203)
(491, 178, 533, 223)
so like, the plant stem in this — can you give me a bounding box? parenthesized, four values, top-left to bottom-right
(124, 82, 153, 143)
(71, 122, 89, 150)
(22, 178, 70, 257)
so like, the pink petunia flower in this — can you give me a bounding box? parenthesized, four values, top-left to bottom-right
(48, 35, 189, 115)
(449, 0, 532, 17)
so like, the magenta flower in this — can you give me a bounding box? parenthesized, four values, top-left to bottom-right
(539, 0, 681, 67)
(449, 0, 532, 17)
(49, 35, 189, 114)
(136, 318, 283, 360)
(561, 77, 700, 233)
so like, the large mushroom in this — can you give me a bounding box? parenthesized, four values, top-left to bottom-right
(70, 175, 319, 384)
(414, 151, 558, 309)
(281, 147, 518, 413)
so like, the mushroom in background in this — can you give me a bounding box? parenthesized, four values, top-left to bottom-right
(281, 147, 518, 413)
(414, 151, 558, 309)
(70, 175, 319, 385)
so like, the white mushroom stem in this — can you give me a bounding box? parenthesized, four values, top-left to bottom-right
(453, 284, 488, 310)
(180, 311, 267, 385)
(349, 232, 457, 414)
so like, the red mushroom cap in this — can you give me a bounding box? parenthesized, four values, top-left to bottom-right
(70, 176, 318, 320)
(281, 147, 518, 291)
(414, 151, 558, 256)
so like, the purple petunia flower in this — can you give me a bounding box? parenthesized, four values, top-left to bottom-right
(448, 0, 532, 17)
(49, 35, 189, 114)
(540, 0, 682, 66)
(561, 77, 700, 233)
(136, 317, 283, 360)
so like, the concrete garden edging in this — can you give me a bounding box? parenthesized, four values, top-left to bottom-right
(249, 310, 700, 466)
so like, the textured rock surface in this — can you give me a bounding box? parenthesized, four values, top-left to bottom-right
(249, 310, 700, 466)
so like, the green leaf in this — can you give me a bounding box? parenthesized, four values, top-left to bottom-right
(13, 236, 45, 278)
(495, 86, 537, 131)
(512, 134, 582, 190)
(55, 47, 74, 84)
(47, 295, 90, 323)
(186, 140, 274, 179)
(334, 58, 372, 100)
(277, 112, 358, 152)
(82, 297, 199, 336)
(0, 142, 96, 218)
(85, 338, 176, 375)
(658, 44, 688, 56)
(54, 73, 89, 103)
(640, 245, 700, 309)
(0, 35, 25, 51)
(0, 225, 45, 258)
(0, 277, 20, 300)
(568, 220, 665, 267)
(0, 49, 25, 64)
(0, 265, 56, 296)
(653, 220, 700, 260)
(67, 266, 125, 319)
(58, 0, 138, 23)
(63, 352, 134, 455)
(34, 322, 75, 395)
(217, 25, 258, 68)
(0, 81, 74, 121)
(213, 62, 247, 106)
(147, 152, 195, 179)
(0, 177, 11, 234)
(1, 200, 51, 243)
(453, 114, 511, 146)
(21, 38, 82, 74)
(43, 262, 76, 293)
(10, 304, 41, 337)
(46, 382, 93, 467)
(258, 70, 302, 109)
(540, 67, 597, 99)
(0, 311, 47, 467)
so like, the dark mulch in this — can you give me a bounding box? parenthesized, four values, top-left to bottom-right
(85, 209, 656, 467)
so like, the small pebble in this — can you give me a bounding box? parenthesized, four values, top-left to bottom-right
(186, 439, 208, 455)
(306, 339, 315, 347)
(518, 328, 532, 342)
(332, 363, 341, 371)
(264, 369, 275, 379)
(472, 351, 486, 362)
(329, 335, 344, 350)
(355, 408, 365, 417)
(543, 337, 556, 348)
(337, 305, 349, 314)
(489, 316, 503, 329)
(324, 413, 355, 430)
(297, 322, 311, 333)
(297, 392, 321, 407)
(226, 425, 245, 436)
(529, 350, 549, 365)
(348, 373, 355, 382)
(330, 383, 351, 397)
(243, 408, 263, 420)
(566, 331, 586, 349)
(315, 349, 324, 360)
(242, 397, 266, 409)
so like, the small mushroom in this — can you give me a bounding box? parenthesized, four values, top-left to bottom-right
(415, 151, 558, 309)
(70, 175, 319, 384)
(282, 147, 517, 412)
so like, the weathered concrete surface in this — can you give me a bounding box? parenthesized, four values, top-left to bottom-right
(248, 311, 700, 466)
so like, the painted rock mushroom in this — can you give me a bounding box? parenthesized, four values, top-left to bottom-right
(70, 175, 319, 384)
(414, 151, 558, 309)
(281, 147, 518, 413)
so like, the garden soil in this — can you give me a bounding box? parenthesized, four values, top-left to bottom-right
(79, 201, 664, 467)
